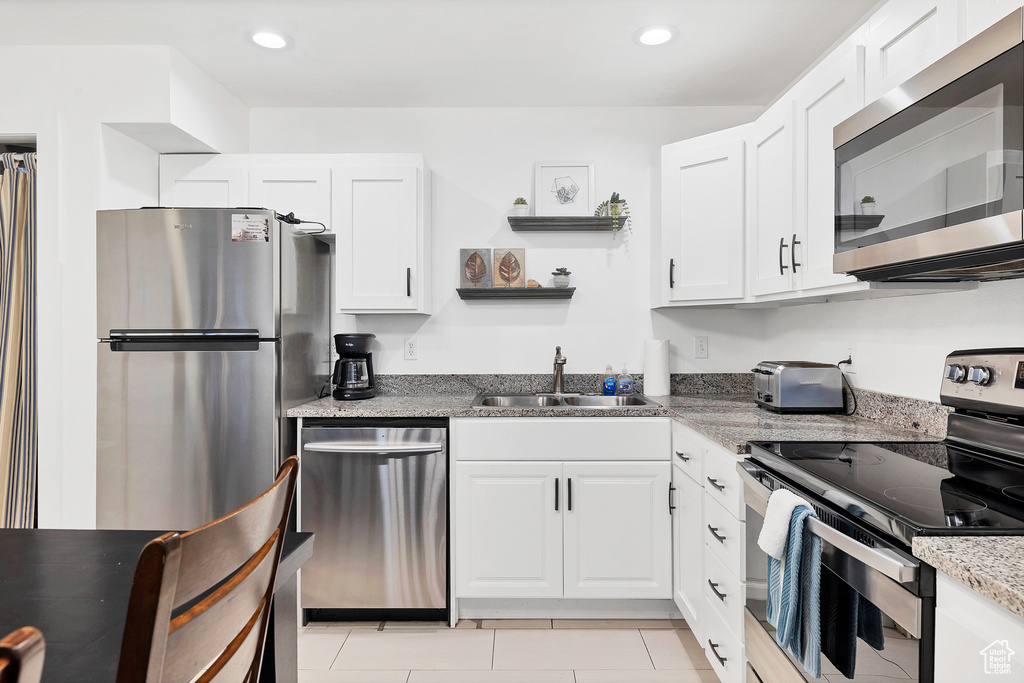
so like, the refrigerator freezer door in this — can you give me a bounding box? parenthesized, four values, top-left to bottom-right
(96, 208, 278, 337)
(96, 341, 278, 530)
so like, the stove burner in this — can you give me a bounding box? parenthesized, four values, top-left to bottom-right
(1001, 485, 1024, 503)
(790, 445, 884, 466)
(883, 486, 988, 512)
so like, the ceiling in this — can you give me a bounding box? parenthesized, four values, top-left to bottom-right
(0, 0, 880, 108)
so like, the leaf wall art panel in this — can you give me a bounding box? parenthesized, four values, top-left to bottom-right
(493, 248, 526, 288)
(459, 248, 492, 288)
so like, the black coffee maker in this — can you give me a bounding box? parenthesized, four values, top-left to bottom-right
(332, 333, 376, 400)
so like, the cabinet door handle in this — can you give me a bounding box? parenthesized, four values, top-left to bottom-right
(708, 525, 727, 544)
(708, 640, 728, 665)
(669, 482, 676, 515)
(778, 237, 789, 274)
(675, 451, 689, 462)
(791, 233, 801, 272)
(568, 477, 573, 511)
(406, 267, 412, 297)
(555, 477, 559, 511)
(707, 477, 725, 492)
(669, 258, 675, 289)
(708, 580, 727, 601)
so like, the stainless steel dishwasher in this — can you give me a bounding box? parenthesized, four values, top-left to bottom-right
(299, 418, 448, 621)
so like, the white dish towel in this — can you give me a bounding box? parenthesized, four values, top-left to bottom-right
(758, 488, 814, 560)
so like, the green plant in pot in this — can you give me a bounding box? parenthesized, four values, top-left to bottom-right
(860, 195, 876, 216)
(594, 192, 632, 235)
(511, 196, 529, 216)
(551, 267, 571, 288)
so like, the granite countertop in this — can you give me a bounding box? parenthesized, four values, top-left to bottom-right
(913, 537, 1024, 620)
(288, 392, 934, 452)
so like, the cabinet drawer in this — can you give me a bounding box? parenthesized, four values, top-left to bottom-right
(704, 494, 746, 579)
(703, 447, 744, 520)
(671, 422, 704, 483)
(704, 548, 745, 642)
(703, 596, 745, 683)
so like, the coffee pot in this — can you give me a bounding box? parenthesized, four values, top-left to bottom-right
(332, 333, 376, 400)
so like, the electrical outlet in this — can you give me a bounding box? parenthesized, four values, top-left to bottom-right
(695, 336, 709, 359)
(404, 338, 418, 360)
(845, 342, 857, 374)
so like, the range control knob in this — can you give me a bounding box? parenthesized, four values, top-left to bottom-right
(944, 364, 967, 383)
(967, 365, 993, 386)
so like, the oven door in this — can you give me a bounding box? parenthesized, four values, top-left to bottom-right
(738, 461, 935, 683)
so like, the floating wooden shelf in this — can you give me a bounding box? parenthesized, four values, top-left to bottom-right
(508, 216, 618, 232)
(457, 287, 575, 300)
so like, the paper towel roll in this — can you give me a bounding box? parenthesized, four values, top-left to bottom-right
(643, 339, 671, 396)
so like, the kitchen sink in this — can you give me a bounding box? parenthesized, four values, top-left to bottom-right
(471, 393, 661, 410)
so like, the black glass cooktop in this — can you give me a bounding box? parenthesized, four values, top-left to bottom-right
(748, 440, 1024, 547)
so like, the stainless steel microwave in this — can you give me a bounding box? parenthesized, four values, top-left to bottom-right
(833, 9, 1024, 282)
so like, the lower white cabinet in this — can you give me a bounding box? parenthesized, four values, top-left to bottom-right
(454, 459, 672, 600)
(673, 463, 704, 639)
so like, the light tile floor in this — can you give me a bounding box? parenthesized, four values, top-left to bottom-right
(298, 619, 718, 683)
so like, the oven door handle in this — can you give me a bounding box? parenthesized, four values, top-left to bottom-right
(737, 461, 918, 584)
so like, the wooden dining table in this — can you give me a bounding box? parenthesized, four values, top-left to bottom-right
(0, 528, 313, 683)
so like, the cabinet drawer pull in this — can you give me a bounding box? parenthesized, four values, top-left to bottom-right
(555, 477, 559, 511)
(707, 477, 725, 492)
(708, 525, 727, 544)
(778, 237, 789, 275)
(568, 477, 572, 511)
(708, 640, 728, 665)
(669, 258, 675, 289)
(675, 451, 690, 462)
(708, 580, 727, 601)
(792, 232, 801, 272)
(406, 267, 412, 297)
(669, 482, 676, 514)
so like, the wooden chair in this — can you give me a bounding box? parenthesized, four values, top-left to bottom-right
(116, 456, 298, 683)
(0, 627, 45, 683)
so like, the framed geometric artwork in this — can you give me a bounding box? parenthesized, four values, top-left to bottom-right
(534, 161, 594, 216)
(459, 248, 492, 288)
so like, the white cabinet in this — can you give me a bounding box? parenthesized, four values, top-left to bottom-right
(159, 155, 248, 208)
(672, 463, 704, 640)
(659, 130, 747, 304)
(333, 164, 431, 314)
(746, 101, 795, 297)
(864, 0, 959, 104)
(791, 46, 865, 292)
(454, 461, 562, 598)
(935, 571, 1024, 680)
(960, 0, 1024, 41)
(249, 166, 332, 232)
(451, 417, 672, 602)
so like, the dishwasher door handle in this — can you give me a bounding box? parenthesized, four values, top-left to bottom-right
(304, 441, 445, 454)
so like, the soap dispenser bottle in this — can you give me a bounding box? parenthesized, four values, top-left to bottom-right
(616, 364, 634, 396)
(602, 365, 617, 396)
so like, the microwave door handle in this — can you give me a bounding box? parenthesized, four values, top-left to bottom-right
(737, 462, 918, 584)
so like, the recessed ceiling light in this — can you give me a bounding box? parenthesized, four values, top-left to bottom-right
(634, 25, 678, 47)
(246, 29, 290, 49)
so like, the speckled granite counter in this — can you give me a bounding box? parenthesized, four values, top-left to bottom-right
(287, 392, 934, 452)
(913, 537, 1024, 620)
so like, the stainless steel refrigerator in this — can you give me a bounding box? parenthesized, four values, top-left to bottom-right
(96, 207, 330, 530)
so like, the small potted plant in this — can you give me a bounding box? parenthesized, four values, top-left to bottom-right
(594, 191, 632, 235)
(551, 267, 571, 288)
(511, 197, 529, 216)
(860, 195, 876, 215)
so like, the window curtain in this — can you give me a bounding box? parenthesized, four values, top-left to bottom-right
(0, 152, 37, 528)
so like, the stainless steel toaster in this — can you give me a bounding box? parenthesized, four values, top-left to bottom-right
(751, 361, 844, 413)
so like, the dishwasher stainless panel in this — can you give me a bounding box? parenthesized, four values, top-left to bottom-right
(300, 425, 447, 613)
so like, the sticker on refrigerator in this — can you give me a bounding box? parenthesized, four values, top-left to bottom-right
(231, 214, 270, 242)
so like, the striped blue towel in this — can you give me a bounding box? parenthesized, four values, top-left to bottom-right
(766, 505, 822, 678)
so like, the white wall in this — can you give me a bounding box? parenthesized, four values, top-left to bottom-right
(763, 279, 1024, 401)
(251, 106, 766, 375)
(0, 45, 247, 528)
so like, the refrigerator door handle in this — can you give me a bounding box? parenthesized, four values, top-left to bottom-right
(304, 441, 445, 455)
(106, 329, 261, 339)
(103, 329, 263, 351)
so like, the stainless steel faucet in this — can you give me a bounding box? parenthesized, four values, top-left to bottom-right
(552, 346, 566, 394)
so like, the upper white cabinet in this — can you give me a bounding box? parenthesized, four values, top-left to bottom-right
(659, 130, 747, 304)
(745, 100, 795, 297)
(791, 45, 865, 292)
(159, 153, 432, 315)
(333, 164, 431, 314)
(961, 0, 1024, 41)
(864, 0, 959, 104)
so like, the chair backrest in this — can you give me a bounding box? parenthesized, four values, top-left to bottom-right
(0, 627, 45, 683)
(116, 456, 298, 683)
